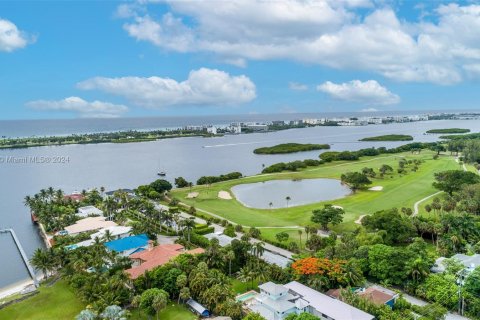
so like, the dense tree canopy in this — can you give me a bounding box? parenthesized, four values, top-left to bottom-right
(432, 170, 480, 195)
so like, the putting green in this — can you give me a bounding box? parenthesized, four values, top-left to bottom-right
(171, 152, 458, 237)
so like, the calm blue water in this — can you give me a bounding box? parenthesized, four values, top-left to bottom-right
(1, 116, 480, 288)
(231, 178, 351, 209)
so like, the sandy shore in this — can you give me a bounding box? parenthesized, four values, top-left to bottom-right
(0, 279, 34, 300)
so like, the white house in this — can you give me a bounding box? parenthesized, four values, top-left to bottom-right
(246, 281, 374, 320)
(432, 254, 480, 273)
(77, 206, 103, 218)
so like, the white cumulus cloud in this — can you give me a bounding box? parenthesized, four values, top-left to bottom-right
(317, 80, 400, 106)
(27, 97, 128, 118)
(118, 1, 480, 84)
(0, 18, 32, 52)
(77, 68, 256, 108)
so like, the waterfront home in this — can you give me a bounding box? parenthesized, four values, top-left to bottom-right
(104, 189, 135, 198)
(327, 285, 398, 308)
(104, 234, 149, 257)
(77, 205, 103, 218)
(64, 192, 84, 202)
(186, 298, 210, 317)
(65, 226, 132, 250)
(91, 225, 131, 240)
(245, 281, 373, 320)
(126, 243, 204, 279)
(63, 216, 117, 236)
(431, 254, 480, 273)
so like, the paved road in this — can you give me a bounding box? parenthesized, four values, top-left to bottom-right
(413, 191, 444, 216)
(156, 201, 295, 259)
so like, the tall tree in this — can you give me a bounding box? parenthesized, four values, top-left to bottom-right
(311, 204, 345, 231)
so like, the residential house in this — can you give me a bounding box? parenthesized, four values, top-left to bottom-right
(77, 205, 103, 218)
(63, 216, 117, 236)
(246, 281, 374, 320)
(104, 234, 149, 257)
(125, 243, 204, 279)
(327, 285, 398, 308)
(65, 225, 132, 250)
(64, 192, 84, 202)
(431, 254, 480, 273)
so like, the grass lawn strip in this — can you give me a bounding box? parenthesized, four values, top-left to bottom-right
(0, 280, 85, 320)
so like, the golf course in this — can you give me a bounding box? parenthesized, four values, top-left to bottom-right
(171, 150, 461, 244)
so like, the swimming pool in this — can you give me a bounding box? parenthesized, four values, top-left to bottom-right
(236, 290, 258, 302)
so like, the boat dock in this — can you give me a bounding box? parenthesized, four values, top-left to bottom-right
(0, 228, 39, 288)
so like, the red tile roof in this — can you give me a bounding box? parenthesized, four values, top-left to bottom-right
(359, 287, 395, 305)
(126, 244, 204, 279)
(64, 194, 85, 202)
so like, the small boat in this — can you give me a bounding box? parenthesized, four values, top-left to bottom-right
(157, 172, 166, 176)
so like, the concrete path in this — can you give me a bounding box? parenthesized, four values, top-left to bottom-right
(413, 191, 443, 216)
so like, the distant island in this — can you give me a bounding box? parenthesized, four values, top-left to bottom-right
(0, 129, 216, 150)
(253, 143, 330, 154)
(360, 134, 414, 142)
(440, 132, 480, 140)
(426, 128, 470, 134)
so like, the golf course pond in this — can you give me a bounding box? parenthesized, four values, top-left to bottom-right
(230, 178, 351, 209)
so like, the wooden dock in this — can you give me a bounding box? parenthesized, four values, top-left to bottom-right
(0, 228, 39, 287)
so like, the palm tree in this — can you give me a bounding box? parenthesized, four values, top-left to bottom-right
(285, 196, 291, 208)
(30, 248, 54, 280)
(269, 202, 273, 209)
(237, 265, 255, 290)
(224, 250, 235, 277)
(152, 293, 168, 320)
(252, 242, 265, 258)
(182, 217, 196, 243)
(342, 260, 364, 286)
(102, 229, 115, 242)
(176, 274, 188, 303)
(298, 230, 303, 248)
(179, 287, 190, 303)
(406, 258, 430, 282)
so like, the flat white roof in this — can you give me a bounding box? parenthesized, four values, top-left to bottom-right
(77, 206, 103, 217)
(65, 216, 117, 235)
(91, 226, 132, 239)
(284, 281, 374, 320)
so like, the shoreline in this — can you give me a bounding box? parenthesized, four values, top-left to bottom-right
(0, 279, 34, 300)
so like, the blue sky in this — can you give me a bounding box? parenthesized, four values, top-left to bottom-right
(0, 0, 479, 119)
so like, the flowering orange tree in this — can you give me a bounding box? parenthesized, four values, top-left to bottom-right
(292, 257, 348, 285)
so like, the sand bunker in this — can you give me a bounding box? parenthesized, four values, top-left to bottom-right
(355, 214, 367, 224)
(218, 191, 233, 200)
(186, 192, 199, 199)
(332, 205, 343, 209)
(368, 186, 384, 191)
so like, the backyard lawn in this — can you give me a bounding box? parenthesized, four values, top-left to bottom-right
(0, 280, 85, 320)
(171, 151, 459, 244)
(130, 303, 197, 320)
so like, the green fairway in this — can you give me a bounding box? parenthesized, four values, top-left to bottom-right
(0, 280, 85, 320)
(172, 152, 458, 242)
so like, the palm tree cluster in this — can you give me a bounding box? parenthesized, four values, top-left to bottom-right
(24, 187, 104, 232)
